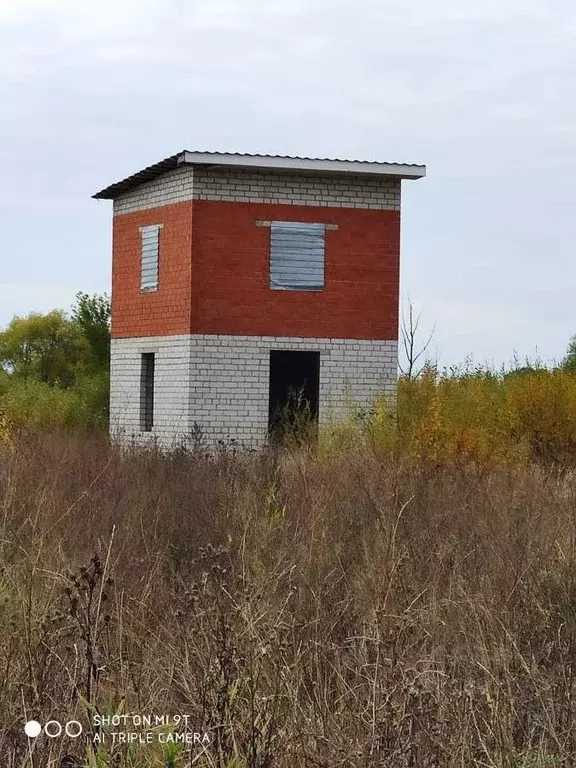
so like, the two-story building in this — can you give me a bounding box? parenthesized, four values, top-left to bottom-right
(94, 151, 425, 448)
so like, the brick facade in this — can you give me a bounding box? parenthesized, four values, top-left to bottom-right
(112, 201, 193, 338)
(110, 334, 398, 448)
(113, 166, 194, 217)
(100, 154, 422, 449)
(192, 201, 400, 339)
(111, 200, 400, 341)
(113, 165, 401, 217)
(110, 334, 192, 445)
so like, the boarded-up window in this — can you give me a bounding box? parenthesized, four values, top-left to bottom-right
(140, 353, 155, 431)
(270, 222, 325, 291)
(139, 224, 162, 291)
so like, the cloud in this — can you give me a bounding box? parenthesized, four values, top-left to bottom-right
(0, 0, 575, 364)
(0, 284, 80, 328)
(0, 0, 156, 30)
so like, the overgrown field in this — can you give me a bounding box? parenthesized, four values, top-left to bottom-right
(1, 370, 576, 767)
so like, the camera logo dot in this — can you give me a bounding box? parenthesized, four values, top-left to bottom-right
(24, 721, 42, 738)
(24, 720, 83, 738)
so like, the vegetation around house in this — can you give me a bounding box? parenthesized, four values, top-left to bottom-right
(1, 304, 576, 766)
(0, 293, 110, 431)
(1, 432, 576, 766)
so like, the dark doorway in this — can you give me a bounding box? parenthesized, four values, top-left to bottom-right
(268, 350, 320, 440)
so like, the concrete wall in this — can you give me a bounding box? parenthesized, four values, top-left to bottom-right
(110, 334, 398, 449)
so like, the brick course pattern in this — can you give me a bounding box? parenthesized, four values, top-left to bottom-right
(112, 199, 400, 341)
(110, 334, 192, 445)
(193, 167, 401, 210)
(113, 166, 401, 216)
(110, 334, 398, 449)
(112, 201, 193, 338)
(192, 201, 400, 340)
(113, 166, 194, 216)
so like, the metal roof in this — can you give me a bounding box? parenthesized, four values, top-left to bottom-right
(92, 151, 426, 200)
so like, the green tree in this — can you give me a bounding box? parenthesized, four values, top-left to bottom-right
(563, 335, 576, 372)
(0, 310, 88, 387)
(71, 292, 111, 371)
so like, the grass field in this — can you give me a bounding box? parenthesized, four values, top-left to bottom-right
(1, 369, 576, 766)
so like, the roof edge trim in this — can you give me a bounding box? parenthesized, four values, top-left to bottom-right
(93, 150, 426, 199)
(181, 151, 426, 179)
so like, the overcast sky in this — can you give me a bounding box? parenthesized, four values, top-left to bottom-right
(1, 0, 574, 367)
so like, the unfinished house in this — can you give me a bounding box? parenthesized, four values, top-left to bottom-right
(93, 151, 426, 447)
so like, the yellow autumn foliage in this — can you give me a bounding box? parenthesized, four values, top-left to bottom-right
(321, 368, 576, 467)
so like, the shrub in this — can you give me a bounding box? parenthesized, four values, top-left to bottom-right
(322, 367, 576, 469)
(0, 376, 108, 432)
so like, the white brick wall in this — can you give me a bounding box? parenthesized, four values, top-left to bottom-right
(113, 166, 194, 216)
(192, 167, 400, 211)
(113, 166, 401, 216)
(109, 334, 193, 447)
(110, 334, 398, 449)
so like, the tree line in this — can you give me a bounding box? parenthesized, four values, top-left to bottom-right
(0, 293, 111, 430)
(0, 293, 575, 432)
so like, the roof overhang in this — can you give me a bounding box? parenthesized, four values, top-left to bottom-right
(93, 151, 426, 200)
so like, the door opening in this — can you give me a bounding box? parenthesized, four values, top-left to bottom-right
(268, 350, 320, 441)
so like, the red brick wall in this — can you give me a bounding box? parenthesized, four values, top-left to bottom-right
(111, 202, 193, 338)
(192, 201, 400, 340)
(111, 199, 400, 340)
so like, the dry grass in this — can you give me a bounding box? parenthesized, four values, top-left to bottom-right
(0, 430, 576, 767)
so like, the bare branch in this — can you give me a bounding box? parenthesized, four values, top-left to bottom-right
(399, 299, 436, 379)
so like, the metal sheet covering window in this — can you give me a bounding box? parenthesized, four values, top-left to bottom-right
(269, 222, 325, 291)
(139, 224, 163, 291)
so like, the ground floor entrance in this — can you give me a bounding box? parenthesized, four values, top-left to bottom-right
(109, 333, 397, 449)
(268, 350, 320, 440)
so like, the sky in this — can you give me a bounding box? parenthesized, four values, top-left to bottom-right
(1, 0, 574, 368)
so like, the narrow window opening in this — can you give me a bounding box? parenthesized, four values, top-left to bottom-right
(140, 224, 162, 291)
(140, 353, 155, 431)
